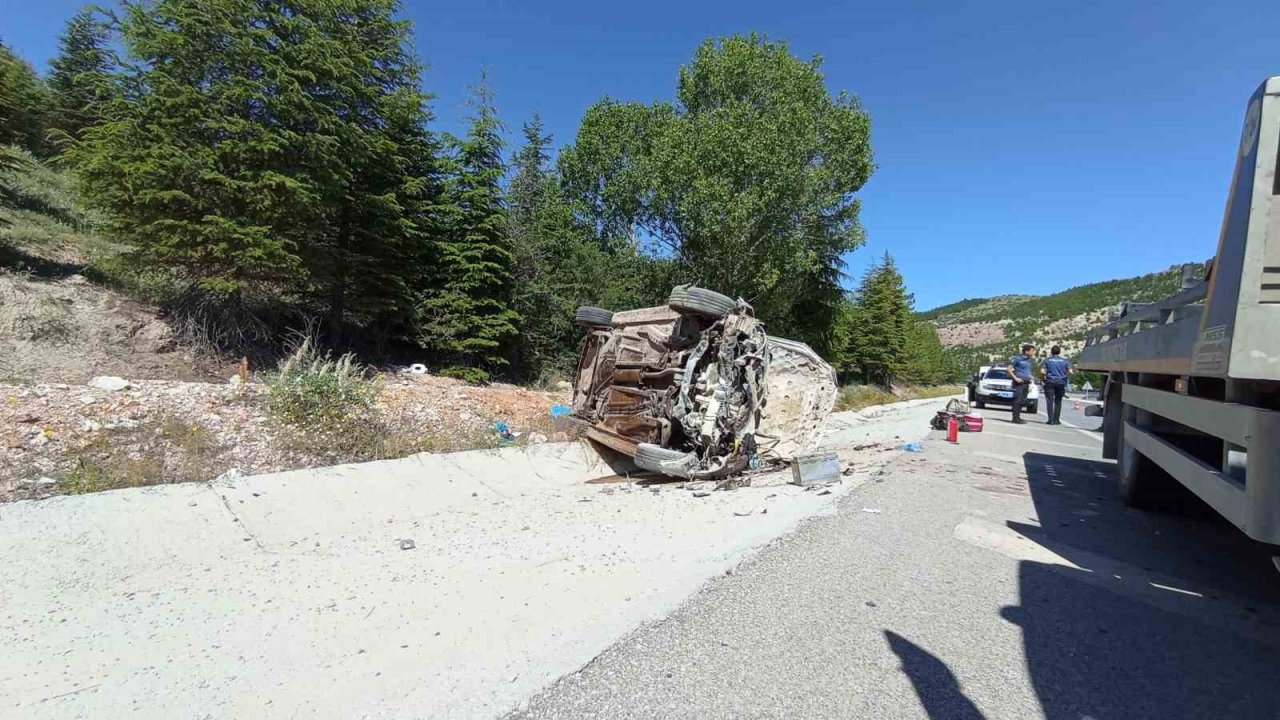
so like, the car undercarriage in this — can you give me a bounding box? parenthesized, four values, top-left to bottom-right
(571, 286, 838, 480)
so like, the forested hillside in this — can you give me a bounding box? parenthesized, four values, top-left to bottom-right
(924, 264, 1198, 372)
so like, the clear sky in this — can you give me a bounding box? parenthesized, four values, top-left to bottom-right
(4, 0, 1278, 309)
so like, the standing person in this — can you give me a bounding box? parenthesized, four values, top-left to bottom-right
(1006, 344, 1036, 424)
(1041, 345, 1073, 425)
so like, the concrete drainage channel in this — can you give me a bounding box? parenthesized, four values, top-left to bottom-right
(0, 397, 956, 719)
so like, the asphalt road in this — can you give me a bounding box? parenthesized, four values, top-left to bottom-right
(514, 399, 1280, 719)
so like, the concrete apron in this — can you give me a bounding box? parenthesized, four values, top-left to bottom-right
(0, 399, 952, 720)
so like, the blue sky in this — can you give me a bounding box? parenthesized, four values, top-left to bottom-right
(3, 0, 1278, 309)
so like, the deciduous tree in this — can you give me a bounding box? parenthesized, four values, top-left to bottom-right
(559, 34, 875, 358)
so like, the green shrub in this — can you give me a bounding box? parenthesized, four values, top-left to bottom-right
(267, 336, 378, 430)
(440, 365, 490, 385)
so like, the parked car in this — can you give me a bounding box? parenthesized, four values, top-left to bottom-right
(969, 365, 1040, 414)
(570, 285, 838, 480)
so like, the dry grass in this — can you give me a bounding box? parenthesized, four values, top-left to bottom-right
(835, 384, 960, 412)
(59, 415, 225, 495)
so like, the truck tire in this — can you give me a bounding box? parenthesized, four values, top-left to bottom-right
(1117, 431, 1180, 510)
(574, 306, 613, 326)
(668, 285, 736, 317)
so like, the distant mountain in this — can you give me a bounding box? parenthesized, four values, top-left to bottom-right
(922, 265, 1198, 364)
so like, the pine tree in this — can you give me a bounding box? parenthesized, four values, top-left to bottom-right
(47, 10, 117, 148)
(0, 40, 52, 155)
(416, 76, 518, 381)
(902, 320, 947, 384)
(73, 0, 439, 348)
(848, 252, 912, 386)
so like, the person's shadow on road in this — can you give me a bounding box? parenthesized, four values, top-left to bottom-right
(885, 630, 985, 720)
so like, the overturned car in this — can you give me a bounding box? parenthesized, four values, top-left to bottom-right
(570, 285, 838, 480)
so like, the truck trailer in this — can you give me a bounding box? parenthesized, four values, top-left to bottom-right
(1078, 77, 1280, 546)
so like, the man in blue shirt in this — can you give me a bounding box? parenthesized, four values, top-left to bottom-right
(1040, 345, 1073, 425)
(1006, 344, 1036, 424)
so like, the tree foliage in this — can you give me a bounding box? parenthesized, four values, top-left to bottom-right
(559, 33, 874, 357)
(416, 78, 518, 380)
(844, 253, 911, 385)
(0, 40, 53, 155)
(11, 19, 896, 385)
(47, 10, 118, 148)
(73, 0, 439, 346)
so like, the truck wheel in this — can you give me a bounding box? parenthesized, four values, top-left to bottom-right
(1118, 437, 1180, 510)
(574, 306, 613, 326)
(668, 285, 737, 317)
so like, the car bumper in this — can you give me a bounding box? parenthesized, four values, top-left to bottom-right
(974, 393, 1037, 406)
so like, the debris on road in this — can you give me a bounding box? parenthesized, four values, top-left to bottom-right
(790, 450, 840, 487)
(900, 442, 924, 453)
(861, 507, 882, 514)
(398, 539, 417, 550)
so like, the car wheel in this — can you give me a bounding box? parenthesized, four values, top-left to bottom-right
(574, 306, 613, 326)
(667, 285, 737, 317)
(974, 399, 985, 409)
(634, 443, 695, 478)
(1026, 401, 1038, 414)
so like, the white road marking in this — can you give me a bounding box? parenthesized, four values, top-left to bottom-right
(952, 515, 1280, 645)
(981, 429, 1098, 450)
(1058, 414, 1104, 443)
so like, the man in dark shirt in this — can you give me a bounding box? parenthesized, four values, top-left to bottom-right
(1006, 344, 1036, 424)
(1041, 345, 1073, 425)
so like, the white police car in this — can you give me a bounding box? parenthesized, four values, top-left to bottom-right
(969, 365, 1039, 414)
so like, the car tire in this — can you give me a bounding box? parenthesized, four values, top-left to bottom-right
(667, 285, 737, 317)
(574, 306, 613, 326)
(974, 399, 985, 409)
(1026, 401, 1038, 414)
(634, 443, 693, 477)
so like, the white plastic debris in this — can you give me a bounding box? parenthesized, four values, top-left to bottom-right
(861, 507, 883, 514)
(88, 376, 130, 391)
(408, 363, 428, 375)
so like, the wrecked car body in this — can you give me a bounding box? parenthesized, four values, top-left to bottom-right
(571, 286, 838, 480)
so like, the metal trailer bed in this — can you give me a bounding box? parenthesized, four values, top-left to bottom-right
(1078, 77, 1280, 545)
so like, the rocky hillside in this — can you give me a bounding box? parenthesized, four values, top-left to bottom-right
(922, 265, 1197, 363)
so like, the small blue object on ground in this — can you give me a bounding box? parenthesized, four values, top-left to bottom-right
(549, 404, 572, 418)
(900, 442, 924, 452)
(494, 420, 516, 442)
